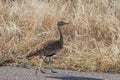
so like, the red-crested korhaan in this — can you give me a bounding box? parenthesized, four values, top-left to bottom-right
(26, 21, 69, 74)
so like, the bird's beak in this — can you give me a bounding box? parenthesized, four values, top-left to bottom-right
(65, 22, 69, 25)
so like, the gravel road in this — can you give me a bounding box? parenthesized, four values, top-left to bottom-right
(0, 67, 119, 80)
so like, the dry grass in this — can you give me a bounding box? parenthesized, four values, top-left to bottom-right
(0, 0, 120, 72)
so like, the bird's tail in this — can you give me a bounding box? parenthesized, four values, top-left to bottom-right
(26, 49, 40, 58)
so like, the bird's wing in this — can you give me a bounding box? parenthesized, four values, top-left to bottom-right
(26, 40, 61, 57)
(41, 40, 61, 56)
(43, 40, 60, 50)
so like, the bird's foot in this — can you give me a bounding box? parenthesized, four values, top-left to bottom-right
(35, 69, 45, 75)
(35, 69, 38, 75)
(40, 69, 46, 73)
(51, 70, 57, 73)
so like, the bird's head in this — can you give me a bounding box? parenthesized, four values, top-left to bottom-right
(57, 21, 69, 28)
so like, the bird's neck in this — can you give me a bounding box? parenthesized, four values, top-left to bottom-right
(58, 27, 63, 44)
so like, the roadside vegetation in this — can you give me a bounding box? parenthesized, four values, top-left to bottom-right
(0, 0, 120, 72)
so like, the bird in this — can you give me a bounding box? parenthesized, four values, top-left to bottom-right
(26, 21, 69, 74)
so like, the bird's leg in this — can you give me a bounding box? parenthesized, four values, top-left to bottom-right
(35, 56, 46, 74)
(48, 57, 57, 73)
(40, 56, 46, 73)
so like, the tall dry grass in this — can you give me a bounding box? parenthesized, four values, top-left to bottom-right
(0, 0, 120, 72)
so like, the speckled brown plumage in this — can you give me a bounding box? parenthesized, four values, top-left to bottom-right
(26, 21, 68, 73)
(26, 40, 63, 58)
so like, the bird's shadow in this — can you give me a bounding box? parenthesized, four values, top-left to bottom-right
(46, 76, 103, 80)
(43, 72, 103, 80)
